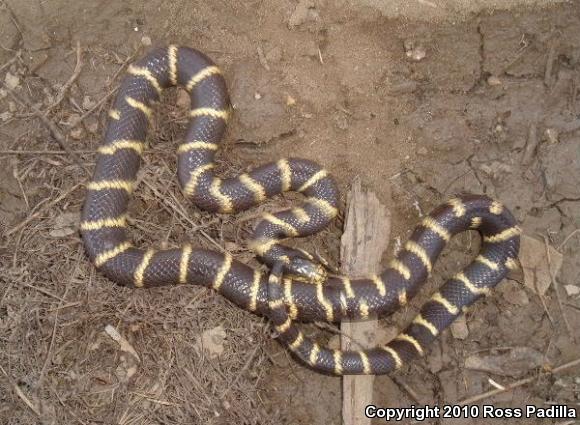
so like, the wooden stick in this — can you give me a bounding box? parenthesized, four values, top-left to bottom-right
(341, 176, 391, 425)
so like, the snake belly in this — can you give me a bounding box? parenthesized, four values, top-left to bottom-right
(81, 45, 521, 375)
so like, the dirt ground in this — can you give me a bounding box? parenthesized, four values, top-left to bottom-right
(1, 0, 579, 424)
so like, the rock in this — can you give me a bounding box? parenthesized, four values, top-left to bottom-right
(417, 147, 428, 156)
(564, 284, 580, 297)
(4, 72, 20, 90)
(141, 36, 152, 46)
(176, 89, 190, 108)
(544, 128, 559, 144)
(404, 40, 427, 61)
(519, 235, 563, 295)
(487, 75, 502, 86)
(115, 354, 138, 383)
(499, 280, 529, 306)
(63, 113, 81, 127)
(105, 324, 141, 362)
(464, 347, 544, 378)
(333, 113, 348, 130)
(387, 80, 418, 95)
(450, 315, 469, 340)
(195, 326, 227, 359)
(285, 94, 296, 106)
(478, 161, 513, 179)
(328, 334, 340, 350)
(50, 212, 80, 238)
(70, 127, 84, 140)
(288, 0, 319, 28)
(82, 95, 96, 110)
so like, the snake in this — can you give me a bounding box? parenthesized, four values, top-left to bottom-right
(81, 45, 521, 375)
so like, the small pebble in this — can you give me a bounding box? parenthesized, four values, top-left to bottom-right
(334, 114, 348, 130)
(288, 0, 318, 28)
(82, 95, 96, 110)
(450, 315, 469, 340)
(70, 127, 83, 140)
(141, 36, 152, 47)
(501, 280, 529, 306)
(328, 335, 340, 350)
(254, 92, 262, 100)
(65, 113, 81, 127)
(404, 40, 426, 61)
(544, 128, 559, 144)
(564, 284, 580, 297)
(86, 118, 99, 134)
(285, 94, 296, 106)
(176, 89, 190, 108)
(4, 72, 20, 90)
(408, 46, 426, 61)
(487, 75, 502, 86)
(0, 111, 13, 122)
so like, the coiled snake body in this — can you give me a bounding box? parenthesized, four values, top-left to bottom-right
(81, 46, 521, 375)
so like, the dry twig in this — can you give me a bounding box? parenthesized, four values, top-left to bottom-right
(45, 41, 83, 112)
(2, 83, 91, 176)
(458, 357, 580, 405)
(543, 236, 574, 339)
(5, 182, 83, 236)
(0, 365, 41, 417)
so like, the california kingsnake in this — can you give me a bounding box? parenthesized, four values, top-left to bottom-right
(81, 46, 521, 375)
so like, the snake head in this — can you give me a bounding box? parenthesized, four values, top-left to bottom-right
(285, 257, 328, 284)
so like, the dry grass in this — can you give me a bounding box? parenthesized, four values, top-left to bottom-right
(0, 46, 289, 424)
